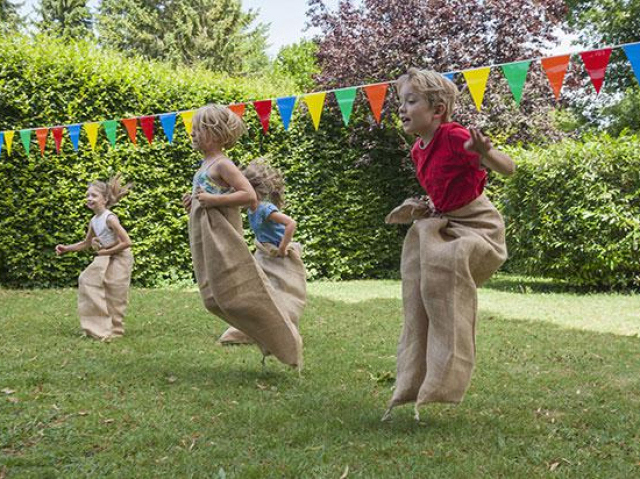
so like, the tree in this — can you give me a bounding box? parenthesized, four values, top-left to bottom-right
(307, 0, 569, 145)
(272, 40, 320, 91)
(0, 0, 23, 31)
(35, 0, 93, 39)
(97, 0, 270, 75)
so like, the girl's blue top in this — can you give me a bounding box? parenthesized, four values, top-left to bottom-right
(248, 202, 285, 246)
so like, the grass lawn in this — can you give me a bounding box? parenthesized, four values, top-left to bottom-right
(1, 275, 639, 477)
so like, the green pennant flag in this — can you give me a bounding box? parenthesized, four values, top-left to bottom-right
(334, 87, 357, 126)
(103, 120, 118, 147)
(501, 61, 531, 106)
(19, 130, 32, 156)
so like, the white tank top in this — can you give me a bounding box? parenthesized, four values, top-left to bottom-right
(91, 209, 117, 247)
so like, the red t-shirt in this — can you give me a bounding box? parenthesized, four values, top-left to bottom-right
(411, 122, 487, 213)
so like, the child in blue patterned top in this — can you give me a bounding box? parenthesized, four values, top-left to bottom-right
(243, 159, 297, 257)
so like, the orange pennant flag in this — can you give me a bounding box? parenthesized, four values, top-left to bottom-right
(121, 118, 138, 145)
(363, 83, 388, 123)
(35, 128, 49, 156)
(228, 103, 246, 119)
(541, 55, 570, 100)
(462, 67, 491, 111)
(180, 111, 194, 135)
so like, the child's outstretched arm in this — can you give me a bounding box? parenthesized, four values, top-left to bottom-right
(195, 160, 257, 208)
(55, 224, 95, 255)
(268, 211, 297, 257)
(465, 128, 516, 176)
(96, 216, 132, 256)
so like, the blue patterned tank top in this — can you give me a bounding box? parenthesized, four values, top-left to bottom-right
(192, 165, 228, 195)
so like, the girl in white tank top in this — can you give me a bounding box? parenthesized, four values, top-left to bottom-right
(55, 174, 134, 340)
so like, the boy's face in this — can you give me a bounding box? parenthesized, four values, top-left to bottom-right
(398, 82, 443, 137)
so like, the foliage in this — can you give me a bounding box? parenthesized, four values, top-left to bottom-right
(35, 0, 93, 39)
(0, 33, 411, 288)
(272, 40, 320, 92)
(307, 0, 569, 146)
(97, 0, 270, 75)
(0, 0, 23, 31)
(492, 133, 640, 290)
(1, 281, 640, 476)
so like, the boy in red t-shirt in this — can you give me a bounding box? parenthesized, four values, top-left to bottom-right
(383, 68, 516, 422)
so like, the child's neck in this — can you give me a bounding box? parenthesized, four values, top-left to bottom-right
(419, 121, 443, 145)
(202, 145, 224, 164)
(93, 205, 107, 216)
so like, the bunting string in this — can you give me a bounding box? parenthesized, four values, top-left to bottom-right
(2, 40, 640, 156)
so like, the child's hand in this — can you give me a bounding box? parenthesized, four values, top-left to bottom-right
(195, 191, 218, 208)
(464, 128, 493, 157)
(55, 244, 68, 255)
(91, 237, 103, 251)
(277, 246, 288, 257)
(182, 192, 192, 213)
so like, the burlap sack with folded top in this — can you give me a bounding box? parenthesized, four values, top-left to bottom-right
(189, 197, 303, 368)
(78, 249, 133, 339)
(385, 194, 507, 410)
(219, 241, 306, 345)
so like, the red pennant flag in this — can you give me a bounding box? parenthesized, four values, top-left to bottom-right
(541, 55, 571, 100)
(35, 128, 49, 156)
(52, 126, 64, 154)
(121, 118, 138, 145)
(139, 116, 155, 144)
(363, 83, 388, 123)
(228, 103, 246, 118)
(580, 48, 613, 94)
(253, 100, 272, 134)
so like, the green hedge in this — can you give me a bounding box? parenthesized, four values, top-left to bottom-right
(0, 34, 414, 287)
(494, 134, 640, 290)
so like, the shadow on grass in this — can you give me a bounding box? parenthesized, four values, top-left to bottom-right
(482, 273, 590, 294)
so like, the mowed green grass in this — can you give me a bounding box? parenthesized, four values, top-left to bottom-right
(1, 276, 639, 478)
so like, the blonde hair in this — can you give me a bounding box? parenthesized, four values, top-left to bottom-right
(193, 104, 247, 150)
(396, 68, 458, 122)
(243, 159, 286, 209)
(89, 173, 133, 208)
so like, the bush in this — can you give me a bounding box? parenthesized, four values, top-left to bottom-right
(0, 34, 414, 287)
(493, 134, 640, 290)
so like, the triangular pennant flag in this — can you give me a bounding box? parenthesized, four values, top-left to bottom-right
(51, 126, 64, 153)
(334, 87, 357, 126)
(253, 100, 272, 134)
(541, 55, 570, 100)
(229, 103, 246, 119)
(139, 116, 155, 144)
(159, 113, 177, 143)
(303, 92, 326, 130)
(180, 111, 194, 135)
(276, 96, 297, 130)
(5, 131, 15, 156)
(121, 118, 138, 145)
(623, 44, 640, 83)
(20, 130, 32, 156)
(102, 120, 117, 147)
(443, 72, 456, 82)
(67, 124, 81, 151)
(580, 48, 613, 94)
(0, 132, 3, 156)
(462, 67, 491, 111)
(35, 128, 48, 156)
(84, 122, 99, 150)
(501, 61, 531, 106)
(363, 83, 388, 123)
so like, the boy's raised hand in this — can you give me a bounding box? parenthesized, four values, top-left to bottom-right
(464, 128, 493, 157)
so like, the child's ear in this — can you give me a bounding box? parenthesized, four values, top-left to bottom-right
(434, 103, 446, 119)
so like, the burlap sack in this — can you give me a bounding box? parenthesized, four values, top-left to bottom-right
(189, 198, 303, 368)
(219, 241, 307, 345)
(386, 194, 507, 413)
(78, 249, 134, 339)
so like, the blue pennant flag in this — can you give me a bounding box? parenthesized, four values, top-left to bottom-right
(67, 124, 81, 151)
(276, 96, 297, 131)
(160, 113, 177, 144)
(0, 132, 4, 156)
(623, 43, 640, 83)
(443, 72, 456, 82)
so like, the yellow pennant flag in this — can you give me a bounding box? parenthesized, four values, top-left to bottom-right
(84, 122, 100, 150)
(303, 92, 326, 130)
(462, 67, 491, 111)
(181, 111, 194, 135)
(5, 131, 15, 156)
